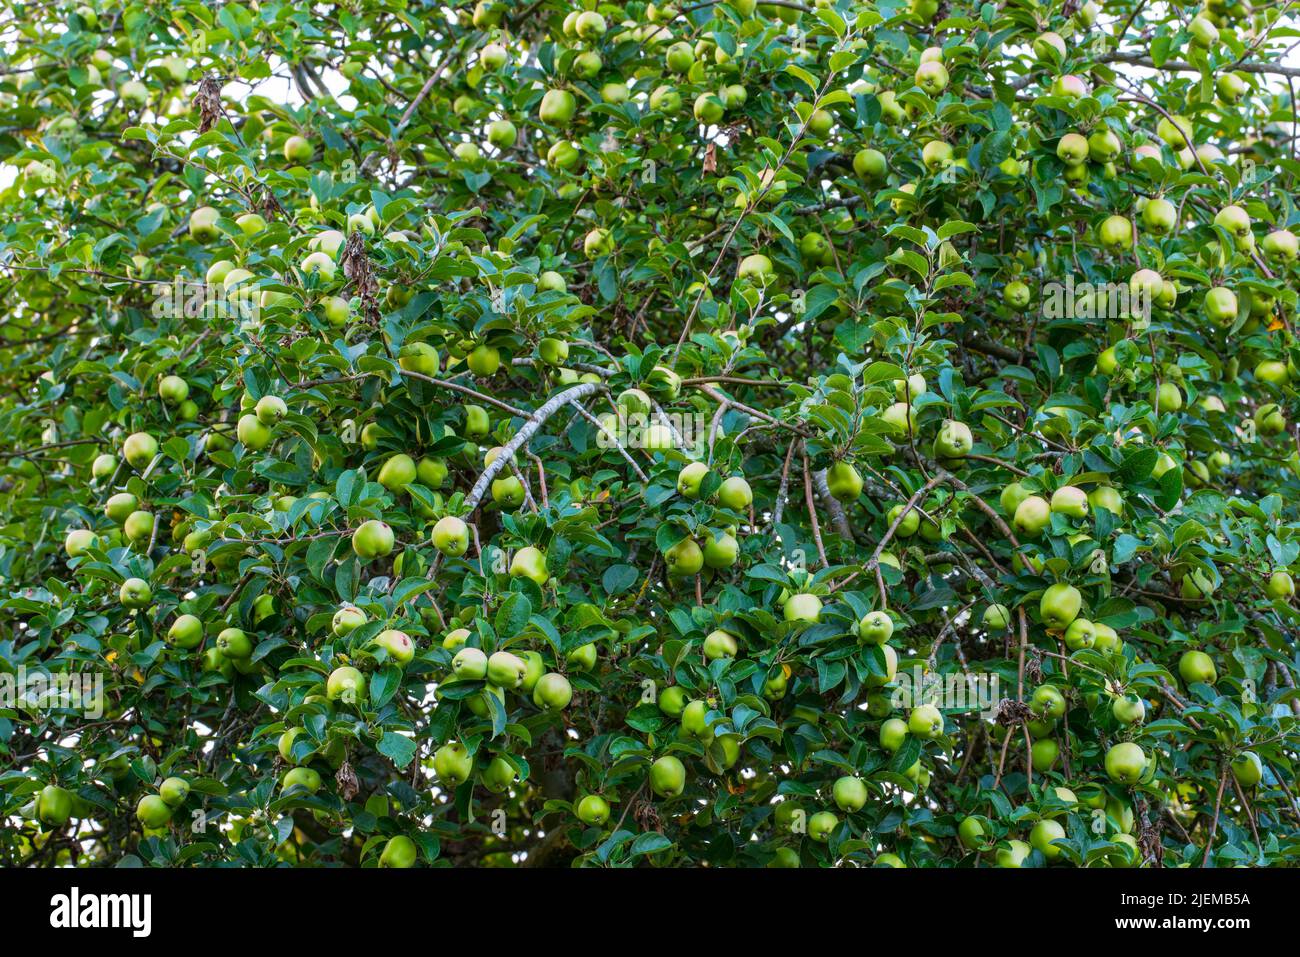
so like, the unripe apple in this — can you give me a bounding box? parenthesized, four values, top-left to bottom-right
(703, 629, 738, 660)
(1063, 617, 1096, 650)
(933, 419, 973, 459)
(1030, 684, 1066, 719)
(1056, 133, 1089, 165)
(1267, 570, 1295, 600)
(702, 531, 739, 569)
(886, 503, 920, 537)
(166, 613, 203, 649)
(1040, 583, 1081, 630)
(583, 227, 614, 259)
(353, 520, 394, 560)
(879, 717, 908, 752)
(189, 206, 220, 242)
(432, 516, 469, 557)
(433, 741, 473, 785)
(853, 147, 887, 180)
(808, 810, 839, 842)
(119, 577, 152, 609)
(1030, 819, 1066, 860)
(485, 650, 526, 689)
(694, 92, 725, 124)
(214, 627, 251, 659)
(136, 794, 172, 828)
(1089, 486, 1123, 515)
(38, 784, 75, 826)
(377, 453, 416, 492)
(1112, 694, 1146, 725)
(1104, 742, 1146, 784)
(832, 775, 868, 812)
(677, 461, 710, 498)
(1154, 381, 1183, 412)
(487, 118, 517, 149)
(921, 139, 953, 171)
(65, 528, 97, 558)
(914, 61, 948, 95)
(1097, 215, 1132, 250)
(858, 610, 893, 645)
(957, 816, 986, 850)
(397, 341, 439, 376)
(1050, 485, 1088, 519)
(283, 134, 313, 164)
(717, 476, 753, 510)
(1013, 495, 1051, 537)
(373, 629, 414, 666)
(510, 545, 549, 586)
(237, 414, 272, 450)
(1203, 286, 1238, 324)
(106, 492, 138, 523)
(380, 835, 418, 868)
(783, 593, 822, 623)
(255, 395, 287, 426)
(451, 647, 487, 688)
(982, 603, 1010, 630)
(1088, 129, 1122, 163)
(737, 253, 775, 285)
(577, 793, 611, 826)
(123, 431, 158, 470)
(908, 704, 943, 738)
(1231, 751, 1262, 787)
(1189, 15, 1219, 47)
(824, 461, 863, 501)
(650, 755, 686, 797)
(995, 839, 1031, 868)
(881, 401, 916, 436)
(159, 776, 190, 807)
(158, 374, 189, 405)
(1142, 197, 1177, 235)
(665, 41, 695, 73)
(534, 672, 573, 710)
(1262, 229, 1298, 262)
(1032, 31, 1066, 61)
(332, 605, 366, 637)
(1178, 649, 1216, 685)
(539, 88, 576, 125)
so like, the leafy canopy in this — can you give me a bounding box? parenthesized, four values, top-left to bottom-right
(2, 0, 1299, 868)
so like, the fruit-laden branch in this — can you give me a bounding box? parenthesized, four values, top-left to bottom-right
(1095, 53, 1300, 79)
(566, 401, 650, 482)
(461, 381, 603, 514)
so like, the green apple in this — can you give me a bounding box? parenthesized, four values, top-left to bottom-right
(1030, 819, 1066, 861)
(136, 794, 172, 828)
(702, 531, 739, 569)
(1231, 751, 1262, 787)
(1178, 650, 1216, 685)
(215, 627, 251, 659)
(372, 629, 414, 666)
(326, 665, 366, 704)
(533, 672, 573, 710)
(717, 476, 753, 510)
(237, 414, 272, 450)
(64, 528, 97, 558)
(807, 810, 839, 842)
(995, 839, 1031, 868)
(1000, 481, 1030, 515)
(1057, 133, 1089, 164)
(1112, 694, 1146, 725)
(432, 516, 469, 557)
(452, 647, 488, 680)
(158, 375, 189, 405)
(832, 775, 868, 812)
(577, 793, 611, 825)
(166, 614, 204, 649)
(283, 767, 322, 794)
(664, 538, 704, 576)
(825, 462, 863, 502)
(433, 742, 473, 785)
(486, 650, 527, 688)
(509, 545, 549, 586)
(854, 147, 887, 180)
(880, 717, 908, 752)
(1040, 583, 1081, 629)
(908, 704, 943, 738)
(784, 593, 822, 623)
(123, 431, 158, 470)
(38, 785, 74, 826)
(1013, 495, 1050, 537)
(858, 610, 894, 645)
(914, 61, 948, 94)
(1105, 742, 1147, 784)
(983, 603, 1010, 630)
(933, 419, 973, 460)
(378, 453, 416, 492)
(119, 577, 152, 608)
(1267, 570, 1295, 600)
(1063, 617, 1096, 650)
(283, 134, 313, 164)
(399, 342, 438, 375)
(650, 755, 686, 797)
(332, 605, 366, 637)
(352, 519, 395, 560)
(159, 776, 190, 807)
(189, 206, 220, 242)
(703, 629, 738, 660)
(1203, 286, 1238, 324)
(1030, 684, 1066, 719)
(1262, 229, 1298, 263)
(380, 835, 418, 868)
(677, 461, 710, 497)
(1098, 215, 1132, 250)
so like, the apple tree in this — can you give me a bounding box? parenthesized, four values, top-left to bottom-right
(2, 0, 1299, 868)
